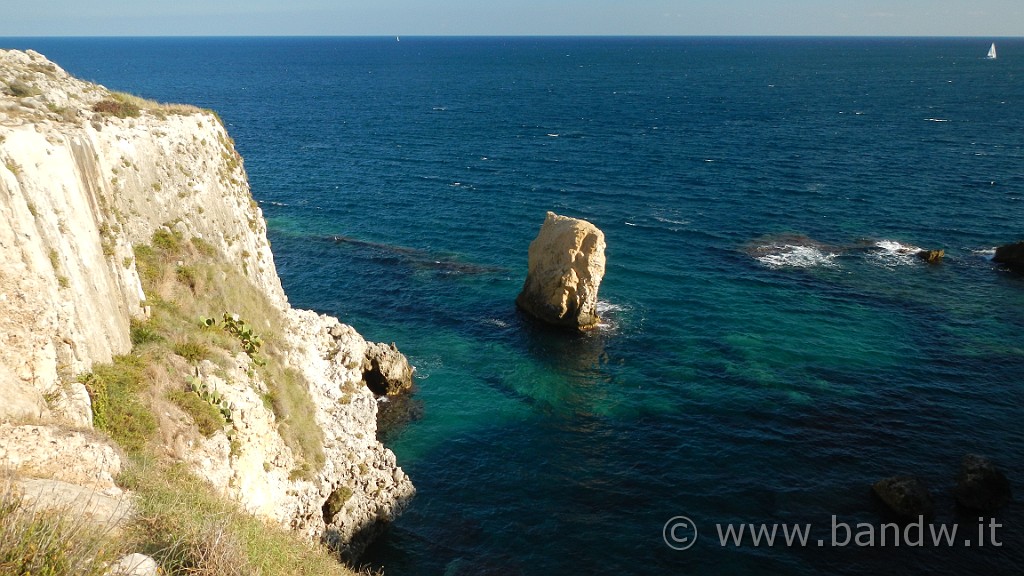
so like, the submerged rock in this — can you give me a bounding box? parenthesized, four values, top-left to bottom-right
(872, 475, 935, 521)
(916, 249, 945, 264)
(994, 241, 1024, 270)
(953, 454, 1012, 513)
(515, 212, 606, 330)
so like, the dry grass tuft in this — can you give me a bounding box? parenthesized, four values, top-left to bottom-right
(122, 460, 361, 576)
(0, 479, 126, 576)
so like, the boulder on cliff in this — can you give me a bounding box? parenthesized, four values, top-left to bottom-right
(993, 241, 1024, 270)
(515, 212, 606, 330)
(953, 454, 1012, 513)
(872, 475, 935, 521)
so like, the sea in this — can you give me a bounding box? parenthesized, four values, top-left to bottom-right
(5, 36, 1023, 575)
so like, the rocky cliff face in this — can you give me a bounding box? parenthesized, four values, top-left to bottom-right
(516, 211, 606, 329)
(0, 49, 412, 557)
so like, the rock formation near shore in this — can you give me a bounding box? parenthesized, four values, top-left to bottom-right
(0, 49, 412, 559)
(954, 454, 1012, 513)
(872, 475, 935, 521)
(994, 241, 1024, 270)
(516, 211, 606, 330)
(916, 249, 945, 264)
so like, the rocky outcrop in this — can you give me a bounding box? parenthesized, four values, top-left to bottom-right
(516, 211, 606, 329)
(0, 49, 412, 558)
(916, 249, 945, 264)
(362, 342, 414, 396)
(953, 454, 1012, 513)
(0, 424, 122, 490)
(872, 475, 935, 521)
(994, 241, 1024, 270)
(0, 423, 130, 527)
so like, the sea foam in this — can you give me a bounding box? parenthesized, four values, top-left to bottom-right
(755, 245, 839, 269)
(869, 240, 923, 267)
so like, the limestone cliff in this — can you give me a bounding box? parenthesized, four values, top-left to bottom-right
(0, 49, 413, 558)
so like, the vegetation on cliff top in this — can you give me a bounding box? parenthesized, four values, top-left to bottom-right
(91, 91, 206, 120)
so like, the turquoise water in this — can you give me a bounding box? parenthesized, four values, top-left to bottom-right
(10, 37, 1024, 574)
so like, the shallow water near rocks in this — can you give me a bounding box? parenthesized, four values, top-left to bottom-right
(11, 37, 1024, 574)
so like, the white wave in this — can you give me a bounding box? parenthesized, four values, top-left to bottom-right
(596, 300, 625, 314)
(482, 318, 509, 328)
(547, 133, 559, 137)
(653, 216, 691, 226)
(756, 245, 839, 269)
(974, 248, 996, 261)
(870, 240, 922, 267)
(594, 300, 628, 332)
(925, 118, 950, 122)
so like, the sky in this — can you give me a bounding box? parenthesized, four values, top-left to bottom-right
(2, 1, 1022, 37)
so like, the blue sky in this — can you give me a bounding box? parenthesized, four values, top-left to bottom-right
(2, 1, 1021, 37)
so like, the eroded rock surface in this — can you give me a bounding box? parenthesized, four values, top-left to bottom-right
(0, 48, 413, 559)
(516, 211, 606, 329)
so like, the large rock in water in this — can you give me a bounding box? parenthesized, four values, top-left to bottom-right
(872, 475, 935, 521)
(953, 454, 1012, 513)
(516, 212, 606, 330)
(994, 241, 1024, 270)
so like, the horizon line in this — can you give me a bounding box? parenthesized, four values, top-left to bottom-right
(0, 33, 1019, 40)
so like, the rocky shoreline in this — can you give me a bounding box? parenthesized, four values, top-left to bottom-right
(0, 48, 413, 563)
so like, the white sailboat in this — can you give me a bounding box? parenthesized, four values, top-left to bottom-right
(987, 42, 997, 59)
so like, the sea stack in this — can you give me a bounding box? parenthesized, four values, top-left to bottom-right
(516, 212, 606, 330)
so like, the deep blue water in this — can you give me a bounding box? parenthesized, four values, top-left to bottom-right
(6, 37, 1024, 575)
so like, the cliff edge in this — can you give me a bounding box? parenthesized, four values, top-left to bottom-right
(0, 49, 413, 563)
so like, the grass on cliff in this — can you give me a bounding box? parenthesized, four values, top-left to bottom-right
(0, 479, 124, 576)
(0, 465, 366, 576)
(60, 226, 359, 575)
(82, 226, 324, 475)
(91, 91, 206, 120)
(121, 459, 365, 576)
(131, 226, 326, 477)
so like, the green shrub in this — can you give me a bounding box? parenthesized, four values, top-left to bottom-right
(168, 387, 225, 437)
(79, 355, 157, 454)
(130, 318, 164, 347)
(173, 340, 209, 363)
(192, 236, 217, 257)
(152, 228, 182, 252)
(92, 98, 140, 118)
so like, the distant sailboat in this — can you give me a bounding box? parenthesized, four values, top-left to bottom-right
(987, 42, 997, 59)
